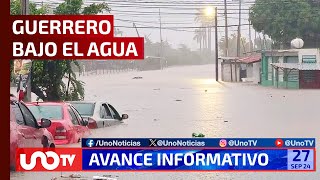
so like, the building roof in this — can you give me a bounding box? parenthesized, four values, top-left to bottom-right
(238, 55, 261, 64)
(219, 57, 238, 60)
(270, 63, 320, 70)
(219, 55, 261, 64)
(263, 50, 299, 57)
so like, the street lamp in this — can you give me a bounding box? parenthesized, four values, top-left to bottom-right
(205, 7, 214, 17)
(204, 6, 219, 81)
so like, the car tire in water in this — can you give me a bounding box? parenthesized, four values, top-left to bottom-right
(42, 136, 49, 148)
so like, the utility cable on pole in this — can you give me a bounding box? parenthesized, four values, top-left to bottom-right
(224, 0, 232, 81)
(133, 22, 140, 37)
(215, 7, 219, 82)
(159, 8, 164, 69)
(159, 8, 163, 57)
(248, 9, 252, 53)
(237, 0, 241, 58)
(21, 0, 32, 102)
(235, 0, 242, 82)
(224, 0, 228, 57)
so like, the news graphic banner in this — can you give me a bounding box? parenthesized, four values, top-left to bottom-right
(82, 149, 315, 171)
(15, 138, 316, 172)
(81, 138, 316, 148)
(9, 15, 144, 59)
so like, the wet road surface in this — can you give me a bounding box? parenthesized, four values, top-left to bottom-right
(11, 65, 320, 180)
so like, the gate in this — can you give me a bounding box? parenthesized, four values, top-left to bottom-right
(299, 70, 320, 89)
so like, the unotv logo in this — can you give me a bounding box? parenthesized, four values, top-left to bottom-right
(16, 148, 81, 171)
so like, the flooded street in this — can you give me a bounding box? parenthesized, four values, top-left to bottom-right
(11, 64, 319, 180)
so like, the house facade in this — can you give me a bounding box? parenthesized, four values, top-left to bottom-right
(261, 49, 320, 89)
(220, 56, 261, 83)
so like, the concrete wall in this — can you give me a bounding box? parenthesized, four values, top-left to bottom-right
(246, 64, 253, 78)
(252, 62, 261, 84)
(221, 63, 240, 82)
(298, 49, 320, 63)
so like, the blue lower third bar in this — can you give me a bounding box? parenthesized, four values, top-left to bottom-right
(81, 149, 315, 171)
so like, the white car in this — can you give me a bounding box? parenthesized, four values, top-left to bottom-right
(68, 101, 128, 129)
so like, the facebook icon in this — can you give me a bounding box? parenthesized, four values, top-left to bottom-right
(86, 139, 95, 147)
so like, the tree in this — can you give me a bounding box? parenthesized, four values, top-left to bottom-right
(253, 37, 273, 51)
(31, 60, 85, 101)
(194, 9, 215, 50)
(219, 33, 274, 57)
(250, 0, 320, 48)
(10, 0, 48, 15)
(193, 28, 204, 51)
(10, 0, 111, 101)
(54, 0, 110, 15)
(10, 0, 48, 80)
(46, 0, 110, 101)
(219, 34, 250, 57)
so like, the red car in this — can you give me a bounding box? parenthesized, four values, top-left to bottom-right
(26, 102, 91, 145)
(10, 95, 54, 170)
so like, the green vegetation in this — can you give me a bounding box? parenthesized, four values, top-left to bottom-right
(10, 0, 48, 15)
(192, 133, 205, 137)
(219, 33, 273, 57)
(10, 0, 111, 101)
(145, 37, 211, 66)
(250, 0, 320, 48)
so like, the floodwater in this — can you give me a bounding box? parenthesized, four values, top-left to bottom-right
(10, 64, 320, 180)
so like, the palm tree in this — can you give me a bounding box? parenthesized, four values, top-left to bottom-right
(194, 8, 215, 52)
(193, 28, 204, 51)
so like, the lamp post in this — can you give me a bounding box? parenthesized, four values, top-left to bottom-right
(214, 7, 218, 81)
(205, 6, 219, 81)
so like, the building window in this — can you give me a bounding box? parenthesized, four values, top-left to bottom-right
(302, 55, 316, 63)
(285, 56, 299, 63)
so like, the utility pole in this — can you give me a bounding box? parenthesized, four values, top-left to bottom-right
(255, 30, 257, 50)
(133, 23, 140, 37)
(159, 9, 164, 69)
(21, 0, 29, 15)
(208, 26, 211, 58)
(248, 9, 252, 53)
(224, 0, 228, 57)
(225, 0, 232, 81)
(21, 0, 32, 102)
(215, 7, 219, 81)
(237, 0, 241, 57)
(236, 0, 242, 82)
(159, 9, 163, 58)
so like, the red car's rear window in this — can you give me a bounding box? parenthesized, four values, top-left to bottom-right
(28, 105, 63, 120)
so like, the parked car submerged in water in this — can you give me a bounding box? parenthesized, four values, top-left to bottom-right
(25, 102, 91, 145)
(68, 101, 129, 129)
(10, 95, 54, 170)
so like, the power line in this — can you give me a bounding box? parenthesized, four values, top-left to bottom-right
(115, 17, 249, 24)
(107, 9, 252, 15)
(116, 25, 248, 33)
(115, 23, 253, 29)
(108, 5, 252, 10)
(88, 0, 256, 6)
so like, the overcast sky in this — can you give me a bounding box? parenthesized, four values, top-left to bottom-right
(31, 0, 256, 50)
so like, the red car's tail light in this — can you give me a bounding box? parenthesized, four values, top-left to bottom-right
(56, 126, 67, 132)
(54, 136, 67, 140)
(55, 126, 67, 139)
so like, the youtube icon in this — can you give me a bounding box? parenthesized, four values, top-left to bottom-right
(275, 139, 283, 147)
